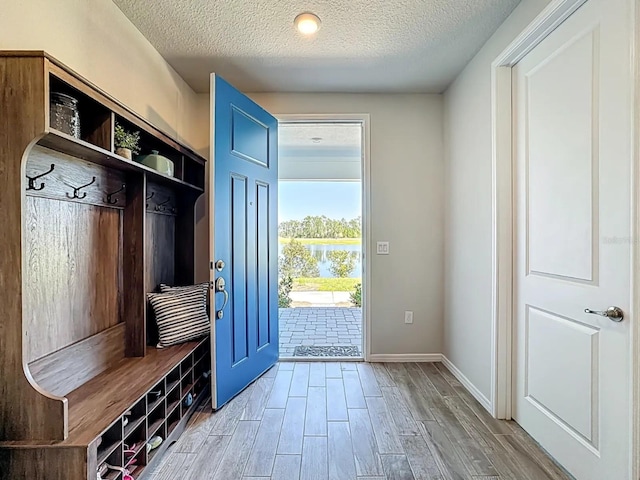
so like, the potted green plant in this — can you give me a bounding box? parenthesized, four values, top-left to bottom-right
(114, 123, 140, 160)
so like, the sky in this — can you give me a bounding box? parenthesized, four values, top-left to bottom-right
(278, 181, 362, 221)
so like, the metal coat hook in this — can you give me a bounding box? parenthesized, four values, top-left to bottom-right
(26, 164, 55, 191)
(67, 176, 96, 200)
(106, 184, 126, 205)
(155, 195, 172, 212)
(146, 191, 155, 208)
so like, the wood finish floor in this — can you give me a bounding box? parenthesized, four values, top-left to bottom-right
(148, 362, 573, 480)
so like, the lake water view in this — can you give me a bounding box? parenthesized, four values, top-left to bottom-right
(278, 242, 362, 278)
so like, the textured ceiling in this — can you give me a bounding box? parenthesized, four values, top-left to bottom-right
(112, 0, 520, 93)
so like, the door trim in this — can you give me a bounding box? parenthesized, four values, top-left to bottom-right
(490, 0, 639, 476)
(274, 113, 371, 362)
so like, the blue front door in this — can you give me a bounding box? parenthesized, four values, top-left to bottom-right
(211, 75, 278, 409)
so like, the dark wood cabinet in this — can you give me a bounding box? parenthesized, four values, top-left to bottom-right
(0, 51, 210, 480)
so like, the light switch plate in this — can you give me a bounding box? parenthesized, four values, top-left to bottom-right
(377, 241, 390, 255)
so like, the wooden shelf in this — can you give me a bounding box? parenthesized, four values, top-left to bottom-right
(104, 470, 121, 480)
(148, 396, 164, 414)
(167, 399, 180, 417)
(148, 418, 164, 439)
(181, 383, 193, 399)
(38, 130, 204, 194)
(124, 445, 145, 469)
(166, 379, 180, 394)
(62, 338, 206, 446)
(97, 439, 121, 465)
(124, 416, 146, 439)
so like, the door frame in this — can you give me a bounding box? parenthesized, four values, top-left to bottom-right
(275, 113, 371, 362)
(490, 0, 640, 476)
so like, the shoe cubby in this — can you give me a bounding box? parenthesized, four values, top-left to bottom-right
(97, 420, 123, 466)
(180, 355, 193, 379)
(166, 407, 181, 437)
(166, 365, 181, 394)
(166, 380, 181, 417)
(124, 421, 146, 455)
(124, 398, 146, 439)
(124, 444, 146, 474)
(147, 399, 166, 440)
(146, 380, 165, 414)
(194, 338, 210, 364)
(103, 469, 122, 480)
(181, 370, 194, 399)
(102, 443, 123, 477)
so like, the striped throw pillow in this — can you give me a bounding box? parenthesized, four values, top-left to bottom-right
(148, 288, 210, 348)
(159, 282, 209, 295)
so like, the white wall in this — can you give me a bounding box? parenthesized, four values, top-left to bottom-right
(0, 0, 207, 155)
(443, 0, 552, 399)
(249, 93, 445, 355)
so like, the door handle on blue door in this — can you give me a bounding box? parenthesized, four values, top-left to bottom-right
(215, 277, 229, 319)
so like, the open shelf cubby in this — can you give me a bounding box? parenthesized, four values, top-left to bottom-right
(0, 51, 211, 480)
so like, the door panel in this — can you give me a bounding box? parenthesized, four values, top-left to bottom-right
(211, 75, 279, 409)
(525, 307, 598, 442)
(526, 31, 596, 282)
(513, 0, 632, 478)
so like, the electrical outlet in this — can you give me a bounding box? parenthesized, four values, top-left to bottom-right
(377, 241, 390, 255)
(404, 311, 413, 324)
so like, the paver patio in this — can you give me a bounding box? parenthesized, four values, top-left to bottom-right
(279, 307, 363, 357)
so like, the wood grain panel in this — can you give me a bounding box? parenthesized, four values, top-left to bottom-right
(123, 173, 146, 356)
(211, 421, 260, 480)
(28, 324, 125, 397)
(241, 377, 275, 421)
(175, 192, 197, 285)
(210, 385, 255, 435)
(379, 387, 420, 436)
(365, 397, 403, 454)
(0, 446, 88, 480)
(24, 196, 122, 362)
(277, 397, 306, 455)
(380, 455, 415, 480)
(300, 436, 328, 480)
(326, 378, 348, 422)
(26, 146, 128, 208)
(244, 409, 285, 476)
(289, 363, 310, 397)
(266, 369, 293, 409)
(148, 361, 574, 480)
(182, 436, 230, 480)
(145, 193, 177, 291)
(348, 408, 383, 477)
(304, 387, 327, 436)
(271, 454, 301, 480)
(328, 422, 357, 480)
(145, 182, 176, 347)
(0, 54, 66, 441)
(59, 339, 205, 445)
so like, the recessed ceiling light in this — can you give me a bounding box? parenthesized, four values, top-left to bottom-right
(294, 12, 321, 35)
(311, 137, 323, 143)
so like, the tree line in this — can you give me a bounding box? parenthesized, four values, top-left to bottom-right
(279, 215, 361, 238)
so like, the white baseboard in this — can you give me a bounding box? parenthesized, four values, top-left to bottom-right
(368, 353, 442, 363)
(441, 355, 492, 413)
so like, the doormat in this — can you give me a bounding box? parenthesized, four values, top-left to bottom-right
(293, 346, 361, 357)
